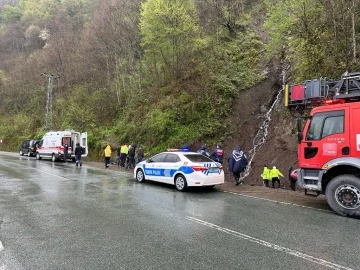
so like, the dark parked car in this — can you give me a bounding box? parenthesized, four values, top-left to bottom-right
(19, 139, 40, 157)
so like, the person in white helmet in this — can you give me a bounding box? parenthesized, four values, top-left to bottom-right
(270, 166, 284, 188)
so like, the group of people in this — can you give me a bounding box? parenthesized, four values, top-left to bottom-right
(261, 165, 284, 188)
(261, 165, 298, 190)
(63, 142, 83, 167)
(197, 144, 248, 186)
(103, 143, 144, 170)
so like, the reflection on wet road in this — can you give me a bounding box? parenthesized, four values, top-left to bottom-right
(0, 152, 359, 270)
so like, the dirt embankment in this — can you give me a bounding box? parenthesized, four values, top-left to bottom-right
(222, 63, 298, 188)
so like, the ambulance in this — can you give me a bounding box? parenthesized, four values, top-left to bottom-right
(36, 130, 88, 162)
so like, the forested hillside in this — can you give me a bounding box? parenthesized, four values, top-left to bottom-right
(0, 0, 360, 175)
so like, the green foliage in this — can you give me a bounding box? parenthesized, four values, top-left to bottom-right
(19, 0, 59, 22)
(0, 5, 22, 23)
(0, 0, 268, 159)
(264, 0, 359, 82)
(140, 0, 204, 82)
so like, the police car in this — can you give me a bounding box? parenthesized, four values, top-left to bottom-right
(134, 150, 224, 191)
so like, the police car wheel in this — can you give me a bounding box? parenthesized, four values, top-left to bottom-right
(136, 169, 145, 183)
(19, 150, 23, 156)
(326, 174, 360, 218)
(175, 175, 187, 191)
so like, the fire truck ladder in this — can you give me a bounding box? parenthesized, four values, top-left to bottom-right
(285, 72, 360, 116)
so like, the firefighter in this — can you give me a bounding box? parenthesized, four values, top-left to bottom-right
(270, 166, 284, 188)
(261, 165, 270, 187)
(209, 144, 224, 164)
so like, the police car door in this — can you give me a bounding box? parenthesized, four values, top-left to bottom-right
(163, 153, 182, 184)
(144, 153, 168, 182)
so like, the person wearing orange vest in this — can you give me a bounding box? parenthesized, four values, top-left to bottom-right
(270, 166, 284, 188)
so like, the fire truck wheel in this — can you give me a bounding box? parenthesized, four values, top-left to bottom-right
(326, 174, 360, 218)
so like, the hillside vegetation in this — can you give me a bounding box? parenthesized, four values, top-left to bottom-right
(0, 0, 359, 162)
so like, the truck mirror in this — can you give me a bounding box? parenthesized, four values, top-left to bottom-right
(297, 118, 302, 133)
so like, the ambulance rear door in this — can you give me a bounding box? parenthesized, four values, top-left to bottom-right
(80, 132, 88, 156)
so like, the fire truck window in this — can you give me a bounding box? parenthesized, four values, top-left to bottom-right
(321, 116, 344, 138)
(306, 115, 324, 140)
(306, 111, 344, 140)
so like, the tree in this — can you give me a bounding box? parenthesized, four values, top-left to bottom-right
(140, 0, 204, 81)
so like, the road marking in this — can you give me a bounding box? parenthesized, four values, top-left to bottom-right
(221, 190, 333, 213)
(0, 266, 7, 270)
(0, 240, 3, 251)
(186, 216, 353, 270)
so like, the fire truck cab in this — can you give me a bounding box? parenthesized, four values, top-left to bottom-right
(286, 72, 360, 218)
(36, 130, 88, 162)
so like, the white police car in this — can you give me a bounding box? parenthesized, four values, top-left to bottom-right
(134, 151, 224, 191)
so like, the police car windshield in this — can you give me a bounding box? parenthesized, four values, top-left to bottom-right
(183, 154, 213, 163)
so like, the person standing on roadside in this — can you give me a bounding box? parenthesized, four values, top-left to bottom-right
(104, 144, 112, 168)
(228, 145, 248, 186)
(63, 143, 69, 163)
(137, 146, 144, 163)
(289, 167, 298, 191)
(120, 143, 129, 168)
(261, 165, 270, 187)
(209, 144, 224, 164)
(116, 148, 121, 167)
(126, 144, 136, 170)
(270, 166, 284, 188)
(74, 143, 83, 167)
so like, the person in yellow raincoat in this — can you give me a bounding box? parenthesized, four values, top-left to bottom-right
(270, 166, 284, 188)
(104, 144, 112, 168)
(261, 165, 270, 187)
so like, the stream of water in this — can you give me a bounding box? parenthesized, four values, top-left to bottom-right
(240, 69, 287, 182)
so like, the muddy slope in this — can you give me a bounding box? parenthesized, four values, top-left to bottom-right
(223, 64, 298, 188)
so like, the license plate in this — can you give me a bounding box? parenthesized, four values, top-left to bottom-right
(208, 167, 218, 173)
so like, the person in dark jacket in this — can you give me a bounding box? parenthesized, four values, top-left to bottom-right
(197, 145, 208, 157)
(209, 144, 224, 164)
(74, 143, 83, 167)
(63, 143, 69, 163)
(228, 145, 248, 186)
(126, 144, 137, 170)
(137, 146, 144, 163)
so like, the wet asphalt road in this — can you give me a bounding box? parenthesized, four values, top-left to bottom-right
(0, 152, 359, 270)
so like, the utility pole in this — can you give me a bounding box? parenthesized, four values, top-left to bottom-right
(41, 73, 59, 129)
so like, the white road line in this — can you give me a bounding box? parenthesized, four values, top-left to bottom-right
(0, 240, 3, 251)
(0, 266, 7, 270)
(221, 190, 333, 213)
(186, 216, 353, 270)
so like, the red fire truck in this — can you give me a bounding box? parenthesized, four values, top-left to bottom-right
(285, 72, 360, 218)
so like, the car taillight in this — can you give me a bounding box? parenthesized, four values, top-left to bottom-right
(191, 166, 208, 171)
